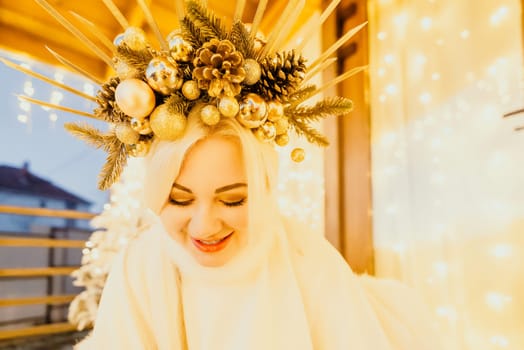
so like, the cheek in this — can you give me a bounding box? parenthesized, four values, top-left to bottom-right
(223, 206, 248, 230)
(159, 206, 188, 236)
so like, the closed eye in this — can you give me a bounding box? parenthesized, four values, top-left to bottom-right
(221, 198, 246, 207)
(169, 198, 194, 206)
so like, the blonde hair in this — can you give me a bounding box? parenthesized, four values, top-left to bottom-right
(142, 113, 280, 232)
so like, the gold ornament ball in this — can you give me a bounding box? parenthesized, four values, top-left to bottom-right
(254, 122, 276, 143)
(274, 117, 289, 135)
(130, 117, 153, 135)
(267, 101, 284, 121)
(243, 58, 262, 85)
(149, 104, 187, 140)
(123, 27, 148, 51)
(115, 59, 138, 80)
(275, 133, 289, 146)
(237, 93, 267, 128)
(167, 31, 194, 62)
(115, 79, 156, 119)
(115, 123, 140, 144)
(129, 140, 151, 157)
(291, 148, 305, 162)
(218, 96, 240, 117)
(113, 33, 125, 47)
(146, 57, 183, 95)
(182, 80, 201, 100)
(201, 105, 221, 126)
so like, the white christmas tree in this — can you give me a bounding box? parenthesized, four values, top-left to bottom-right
(68, 158, 148, 330)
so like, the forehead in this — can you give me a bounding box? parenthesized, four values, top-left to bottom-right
(175, 136, 246, 188)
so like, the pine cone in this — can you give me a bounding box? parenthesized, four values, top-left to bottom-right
(258, 51, 306, 101)
(192, 39, 245, 97)
(94, 77, 127, 123)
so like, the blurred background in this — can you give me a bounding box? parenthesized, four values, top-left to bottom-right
(0, 0, 523, 349)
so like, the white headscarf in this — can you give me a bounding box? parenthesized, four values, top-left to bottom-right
(74, 211, 441, 350)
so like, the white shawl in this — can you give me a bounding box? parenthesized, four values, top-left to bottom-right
(75, 214, 440, 349)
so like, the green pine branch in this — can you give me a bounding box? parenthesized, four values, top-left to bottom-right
(287, 97, 353, 122)
(165, 93, 192, 114)
(64, 123, 109, 149)
(185, 0, 227, 41)
(288, 118, 329, 147)
(115, 45, 153, 73)
(98, 135, 128, 191)
(229, 21, 254, 58)
(180, 17, 205, 48)
(284, 85, 317, 107)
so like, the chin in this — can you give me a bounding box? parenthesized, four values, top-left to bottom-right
(192, 252, 231, 267)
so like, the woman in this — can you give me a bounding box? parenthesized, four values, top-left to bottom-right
(74, 114, 439, 349)
(6, 1, 440, 348)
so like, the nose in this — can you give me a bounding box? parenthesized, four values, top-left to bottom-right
(187, 203, 222, 239)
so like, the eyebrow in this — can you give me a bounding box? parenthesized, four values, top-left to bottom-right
(171, 182, 247, 194)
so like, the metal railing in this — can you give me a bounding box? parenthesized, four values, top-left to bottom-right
(0, 205, 96, 342)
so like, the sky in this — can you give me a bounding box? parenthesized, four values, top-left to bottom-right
(0, 49, 109, 212)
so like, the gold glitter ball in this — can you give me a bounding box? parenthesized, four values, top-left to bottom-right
(291, 147, 305, 162)
(254, 122, 276, 143)
(201, 105, 221, 126)
(123, 27, 148, 51)
(275, 133, 289, 146)
(150, 104, 187, 140)
(182, 80, 201, 100)
(274, 117, 289, 135)
(115, 123, 140, 144)
(267, 101, 284, 121)
(218, 96, 240, 117)
(243, 58, 261, 85)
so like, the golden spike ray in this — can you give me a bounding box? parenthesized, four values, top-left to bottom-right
(303, 57, 337, 83)
(46, 47, 105, 85)
(70, 11, 116, 53)
(296, 0, 341, 53)
(308, 22, 367, 71)
(270, 0, 306, 54)
(249, 0, 268, 40)
(310, 65, 367, 97)
(34, 0, 115, 68)
(258, 0, 300, 58)
(17, 95, 100, 120)
(234, 0, 246, 23)
(174, 0, 186, 22)
(102, 0, 129, 29)
(136, 0, 168, 51)
(0, 58, 97, 102)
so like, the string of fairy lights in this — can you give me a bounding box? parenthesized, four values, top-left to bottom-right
(369, 0, 524, 349)
(14, 60, 97, 129)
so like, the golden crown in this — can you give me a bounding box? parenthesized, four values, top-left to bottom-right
(3, 0, 366, 190)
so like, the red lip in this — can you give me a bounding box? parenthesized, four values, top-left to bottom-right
(191, 233, 233, 253)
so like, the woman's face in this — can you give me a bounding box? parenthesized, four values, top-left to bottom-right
(160, 136, 248, 267)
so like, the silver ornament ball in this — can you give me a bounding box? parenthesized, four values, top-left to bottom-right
(146, 57, 184, 95)
(167, 31, 194, 62)
(237, 93, 267, 128)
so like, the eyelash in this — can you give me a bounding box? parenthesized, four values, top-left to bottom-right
(222, 198, 246, 207)
(169, 198, 193, 206)
(169, 198, 246, 207)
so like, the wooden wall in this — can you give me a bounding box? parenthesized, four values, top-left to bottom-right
(323, 0, 374, 274)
